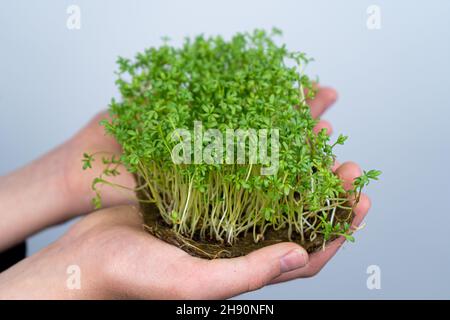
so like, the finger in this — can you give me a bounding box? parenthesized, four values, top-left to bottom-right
(313, 120, 333, 136)
(334, 161, 362, 191)
(270, 193, 371, 284)
(191, 242, 309, 299)
(307, 87, 338, 118)
(331, 159, 341, 172)
(350, 193, 371, 228)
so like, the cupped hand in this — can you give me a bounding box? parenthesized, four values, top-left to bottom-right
(0, 159, 370, 299)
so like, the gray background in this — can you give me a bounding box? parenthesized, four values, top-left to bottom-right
(1, 0, 449, 299)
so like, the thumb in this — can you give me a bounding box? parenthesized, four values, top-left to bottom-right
(196, 242, 309, 299)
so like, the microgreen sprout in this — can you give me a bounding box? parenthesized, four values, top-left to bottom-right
(353, 169, 381, 202)
(83, 29, 380, 251)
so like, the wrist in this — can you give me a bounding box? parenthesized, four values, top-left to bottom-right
(0, 145, 73, 251)
(0, 243, 107, 300)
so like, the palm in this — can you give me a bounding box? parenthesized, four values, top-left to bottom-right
(62, 157, 369, 299)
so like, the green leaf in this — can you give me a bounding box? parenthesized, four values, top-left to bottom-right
(344, 234, 355, 242)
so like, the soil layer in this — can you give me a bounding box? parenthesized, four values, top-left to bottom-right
(139, 200, 354, 259)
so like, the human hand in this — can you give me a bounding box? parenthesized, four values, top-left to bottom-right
(0, 159, 370, 299)
(0, 112, 136, 251)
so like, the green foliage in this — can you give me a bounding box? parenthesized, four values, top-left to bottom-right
(84, 29, 380, 246)
(354, 170, 382, 189)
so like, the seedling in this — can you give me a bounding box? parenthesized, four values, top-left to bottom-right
(83, 29, 380, 258)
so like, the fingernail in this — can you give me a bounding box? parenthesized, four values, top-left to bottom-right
(280, 249, 308, 273)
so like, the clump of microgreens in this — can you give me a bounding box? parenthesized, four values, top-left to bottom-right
(82, 29, 380, 248)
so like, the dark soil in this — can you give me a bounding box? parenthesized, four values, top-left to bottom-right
(139, 200, 354, 259)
